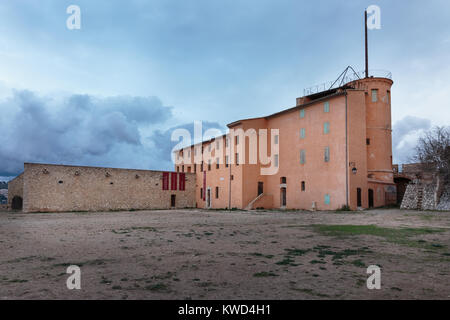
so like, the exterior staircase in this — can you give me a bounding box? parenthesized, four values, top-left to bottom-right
(245, 193, 265, 210)
(417, 184, 424, 209)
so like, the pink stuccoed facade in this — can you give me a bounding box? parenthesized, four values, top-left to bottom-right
(176, 77, 396, 210)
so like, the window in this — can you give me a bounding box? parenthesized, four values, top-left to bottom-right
(300, 128, 305, 139)
(324, 194, 330, 205)
(366, 138, 370, 145)
(301, 181, 305, 191)
(324, 122, 330, 134)
(182, 165, 184, 172)
(387, 90, 391, 104)
(215, 187, 219, 199)
(208, 160, 211, 171)
(300, 109, 305, 118)
(216, 158, 219, 169)
(371, 89, 378, 102)
(324, 101, 330, 113)
(235, 135, 239, 145)
(324, 146, 330, 162)
(236, 153, 239, 165)
(281, 177, 286, 184)
(274, 135, 279, 145)
(300, 149, 306, 164)
(200, 188, 203, 199)
(176, 166, 179, 172)
(274, 154, 279, 167)
(225, 155, 229, 167)
(201, 162, 204, 172)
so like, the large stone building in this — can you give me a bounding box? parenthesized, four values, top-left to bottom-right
(175, 73, 397, 210)
(8, 163, 195, 213)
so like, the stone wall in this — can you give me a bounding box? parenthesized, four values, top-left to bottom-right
(7, 173, 23, 209)
(400, 182, 419, 209)
(422, 183, 436, 210)
(436, 185, 450, 211)
(401, 178, 449, 211)
(19, 163, 196, 213)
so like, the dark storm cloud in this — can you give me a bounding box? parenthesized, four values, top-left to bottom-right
(392, 116, 431, 163)
(0, 90, 173, 176)
(149, 121, 226, 169)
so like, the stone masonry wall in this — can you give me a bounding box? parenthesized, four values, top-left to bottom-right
(401, 178, 449, 211)
(22, 163, 196, 213)
(400, 182, 419, 210)
(436, 185, 450, 210)
(7, 173, 23, 209)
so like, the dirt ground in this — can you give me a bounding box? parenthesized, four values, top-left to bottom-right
(0, 208, 449, 300)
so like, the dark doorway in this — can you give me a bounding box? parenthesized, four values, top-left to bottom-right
(368, 189, 374, 208)
(11, 196, 23, 210)
(394, 177, 411, 205)
(258, 182, 263, 196)
(357, 188, 362, 207)
(280, 187, 286, 207)
(206, 189, 211, 208)
(171, 195, 176, 207)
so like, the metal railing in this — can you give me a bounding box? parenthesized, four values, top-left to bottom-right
(303, 69, 392, 97)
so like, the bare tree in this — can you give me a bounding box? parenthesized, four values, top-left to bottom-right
(413, 126, 450, 182)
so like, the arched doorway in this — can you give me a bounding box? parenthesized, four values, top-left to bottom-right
(11, 196, 23, 210)
(394, 177, 411, 205)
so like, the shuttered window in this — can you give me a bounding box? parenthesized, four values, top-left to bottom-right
(179, 173, 185, 191)
(300, 150, 306, 164)
(162, 172, 169, 190)
(171, 172, 177, 190)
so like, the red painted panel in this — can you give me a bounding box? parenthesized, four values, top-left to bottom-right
(171, 172, 178, 191)
(162, 172, 169, 190)
(179, 173, 185, 191)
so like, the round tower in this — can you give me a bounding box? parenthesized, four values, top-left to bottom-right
(353, 77, 394, 183)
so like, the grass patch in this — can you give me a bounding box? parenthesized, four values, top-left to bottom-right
(253, 271, 278, 277)
(53, 259, 108, 268)
(290, 287, 330, 298)
(284, 248, 310, 256)
(313, 224, 446, 249)
(9, 279, 28, 283)
(351, 259, 366, 267)
(145, 283, 169, 292)
(275, 258, 296, 266)
(249, 253, 274, 259)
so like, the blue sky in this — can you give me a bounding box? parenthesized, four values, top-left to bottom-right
(0, 0, 449, 180)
